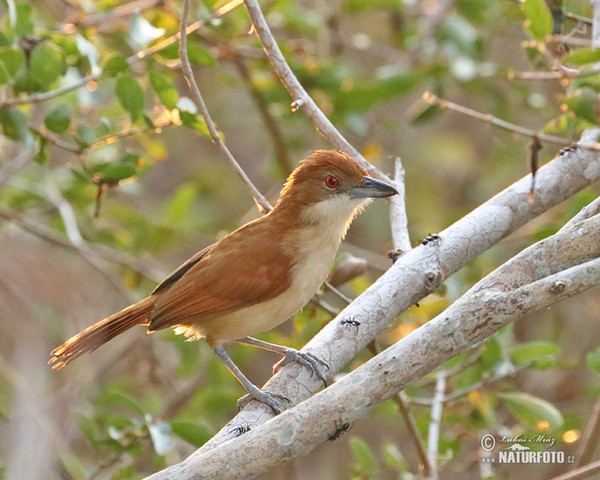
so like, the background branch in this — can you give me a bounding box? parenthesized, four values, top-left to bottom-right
(179, 0, 271, 213)
(423, 93, 598, 148)
(242, 0, 396, 183)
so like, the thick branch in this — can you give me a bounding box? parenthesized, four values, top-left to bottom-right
(146, 134, 600, 479)
(147, 216, 600, 479)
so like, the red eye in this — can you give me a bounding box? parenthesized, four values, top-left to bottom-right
(325, 175, 339, 189)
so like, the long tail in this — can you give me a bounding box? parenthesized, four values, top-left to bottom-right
(49, 296, 156, 370)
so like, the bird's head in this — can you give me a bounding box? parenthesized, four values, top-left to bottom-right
(274, 150, 398, 226)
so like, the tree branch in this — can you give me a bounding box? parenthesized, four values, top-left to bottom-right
(426, 371, 446, 480)
(147, 214, 600, 479)
(146, 133, 600, 478)
(242, 0, 397, 183)
(423, 93, 600, 149)
(179, 0, 271, 213)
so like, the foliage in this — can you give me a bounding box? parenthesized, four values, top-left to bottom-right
(0, 0, 598, 479)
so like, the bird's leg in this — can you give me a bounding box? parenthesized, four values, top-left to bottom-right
(237, 337, 329, 387)
(212, 346, 287, 414)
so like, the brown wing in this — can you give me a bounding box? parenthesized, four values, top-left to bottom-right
(151, 245, 213, 295)
(147, 218, 292, 331)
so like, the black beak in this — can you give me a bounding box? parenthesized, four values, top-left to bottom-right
(349, 176, 399, 199)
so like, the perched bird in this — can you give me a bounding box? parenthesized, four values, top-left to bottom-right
(49, 150, 398, 413)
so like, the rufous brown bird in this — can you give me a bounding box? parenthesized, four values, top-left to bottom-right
(49, 150, 398, 413)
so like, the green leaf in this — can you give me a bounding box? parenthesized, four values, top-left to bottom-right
(178, 109, 209, 136)
(75, 124, 95, 148)
(149, 71, 178, 109)
(44, 103, 71, 133)
(587, 348, 600, 374)
(157, 42, 179, 60)
(170, 420, 212, 447)
(30, 44, 63, 87)
(115, 74, 145, 121)
(157, 41, 216, 66)
(93, 153, 140, 183)
(58, 454, 86, 480)
(481, 336, 503, 368)
(187, 42, 216, 66)
(14, 4, 34, 36)
(34, 135, 48, 164)
(165, 183, 197, 224)
(0, 47, 25, 79)
(100, 164, 137, 182)
(499, 392, 563, 429)
(0, 62, 7, 84)
(563, 87, 597, 125)
(509, 341, 559, 365)
(523, 0, 553, 40)
(349, 436, 377, 475)
(75, 413, 100, 445)
(102, 52, 129, 77)
(102, 388, 145, 414)
(563, 48, 600, 66)
(0, 107, 34, 150)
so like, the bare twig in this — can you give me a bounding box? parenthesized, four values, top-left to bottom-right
(230, 56, 293, 173)
(426, 371, 447, 480)
(409, 365, 527, 406)
(549, 459, 600, 480)
(179, 0, 271, 212)
(64, 0, 166, 29)
(576, 397, 600, 467)
(0, 149, 31, 190)
(506, 0, 593, 26)
(423, 92, 600, 150)
(389, 156, 411, 254)
(31, 116, 178, 155)
(393, 393, 432, 476)
(242, 0, 392, 183)
(560, 196, 600, 232)
(511, 64, 600, 81)
(0, 207, 164, 282)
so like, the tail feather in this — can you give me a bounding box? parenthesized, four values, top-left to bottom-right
(49, 296, 155, 370)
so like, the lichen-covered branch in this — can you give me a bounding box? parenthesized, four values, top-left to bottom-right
(145, 131, 600, 479)
(147, 214, 600, 480)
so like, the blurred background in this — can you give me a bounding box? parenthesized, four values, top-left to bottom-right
(0, 0, 599, 478)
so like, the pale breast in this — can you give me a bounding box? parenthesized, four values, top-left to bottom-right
(175, 195, 366, 346)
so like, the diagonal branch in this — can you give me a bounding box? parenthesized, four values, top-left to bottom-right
(147, 214, 600, 480)
(423, 93, 599, 148)
(179, 0, 271, 213)
(242, 0, 394, 183)
(146, 132, 600, 479)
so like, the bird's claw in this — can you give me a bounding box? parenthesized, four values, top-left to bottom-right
(237, 389, 288, 415)
(273, 348, 329, 387)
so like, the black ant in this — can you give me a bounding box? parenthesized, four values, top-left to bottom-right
(328, 421, 351, 441)
(421, 233, 440, 245)
(341, 317, 360, 328)
(229, 424, 251, 437)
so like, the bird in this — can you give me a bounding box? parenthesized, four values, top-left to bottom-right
(49, 150, 398, 413)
